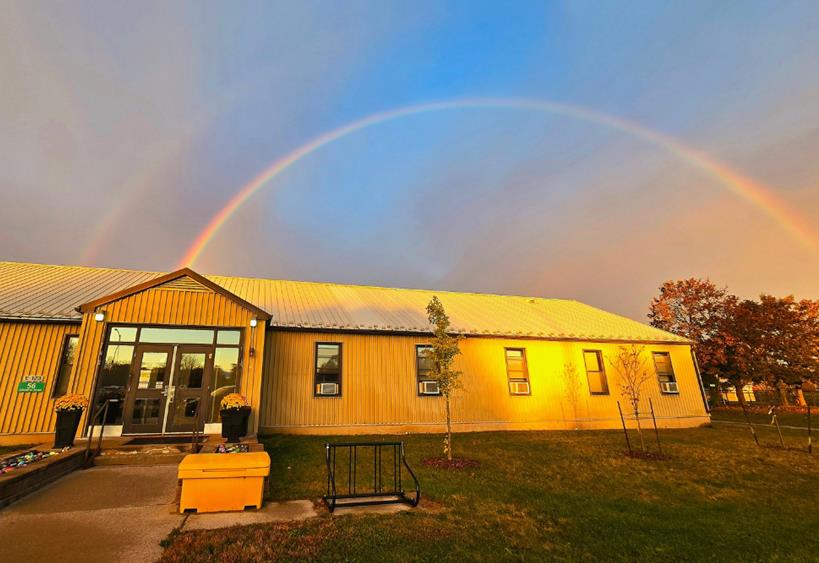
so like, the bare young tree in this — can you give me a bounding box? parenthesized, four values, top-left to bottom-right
(561, 361, 582, 426)
(426, 296, 463, 461)
(609, 345, 652, 452)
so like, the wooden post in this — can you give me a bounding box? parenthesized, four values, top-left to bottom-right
(617, 401, 633, 456)
(740, 401, 760, 446)
(771, 410, 785, 449)
(807, 404, 812, 454)
(649, 398, 662, 456)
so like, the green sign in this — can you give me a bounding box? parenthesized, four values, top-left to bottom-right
(17, 375, 45, 393)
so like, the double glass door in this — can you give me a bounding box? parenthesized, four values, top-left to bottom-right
(122, 344, 212, 434)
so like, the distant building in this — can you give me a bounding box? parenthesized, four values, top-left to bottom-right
(0, 262, 709, 444)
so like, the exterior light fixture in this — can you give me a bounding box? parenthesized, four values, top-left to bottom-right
(94, 311, 106, 322)
(249, 318, 258, 328)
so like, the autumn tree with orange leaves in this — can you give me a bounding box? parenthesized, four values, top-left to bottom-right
(650, 279, 819, 407)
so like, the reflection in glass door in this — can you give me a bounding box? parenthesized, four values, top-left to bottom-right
(122, 345, 173, 434)
(164, 346, 211, 433)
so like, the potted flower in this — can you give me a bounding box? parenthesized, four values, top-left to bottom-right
(220, 393, 250, 443)
(54, 394, 88, 448)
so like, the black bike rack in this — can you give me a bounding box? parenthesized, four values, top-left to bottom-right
(323, 441, 420, 513)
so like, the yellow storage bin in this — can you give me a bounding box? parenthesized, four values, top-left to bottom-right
(178, 452, 270, 513)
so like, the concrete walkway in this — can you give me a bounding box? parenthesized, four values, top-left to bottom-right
(0, 465, 318, 562)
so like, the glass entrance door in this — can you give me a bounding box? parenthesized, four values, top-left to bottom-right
(122, 344, 212, 434)
(164, 346, 212, 433)
(122, 345, 173, 434)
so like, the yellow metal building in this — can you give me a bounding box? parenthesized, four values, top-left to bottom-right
(0, 262, 709, 444)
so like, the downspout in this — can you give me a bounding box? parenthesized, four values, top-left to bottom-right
(690, 347, 710, 414)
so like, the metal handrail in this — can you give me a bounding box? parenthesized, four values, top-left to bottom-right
(190, 402, 203, 453)
(323, 441, 420, 513)
(83, 399, 114, 467)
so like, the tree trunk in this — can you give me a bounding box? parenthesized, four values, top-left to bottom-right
(796, 387, 808, 407)
(445, 396, 453, 462)
(633, 402, 645, 452)
(777, 381, 790, 406)
(709, 381, 723, 407)
(735, 385, 747, 409)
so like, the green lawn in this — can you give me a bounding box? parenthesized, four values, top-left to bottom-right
(711, 405, 817, 429)
(161, 425, 818, 562)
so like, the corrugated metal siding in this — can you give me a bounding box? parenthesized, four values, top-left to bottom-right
(0, 321, 80, 435)
(259, 331, 707, 433)
(0, 262, 686, 343)
(68, 286, 266, 435)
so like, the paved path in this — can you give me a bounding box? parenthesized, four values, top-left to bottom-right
(0, 465, 319, 562)
(0, 465, 182, 562)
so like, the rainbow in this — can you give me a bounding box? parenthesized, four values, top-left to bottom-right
(174, 97, 819, 268)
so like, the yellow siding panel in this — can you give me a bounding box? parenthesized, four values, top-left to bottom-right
(259, 331, 708, 434)
(0, 322, 80, 436)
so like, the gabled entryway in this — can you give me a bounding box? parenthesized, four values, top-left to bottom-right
(71, 268, 270, 439)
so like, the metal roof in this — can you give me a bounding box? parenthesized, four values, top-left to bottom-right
(0, 262, 687, 343)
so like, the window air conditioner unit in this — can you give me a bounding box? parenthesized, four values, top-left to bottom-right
(660, 381, 679, 394)
(509, 381, 530, 395)
(419, 380, 440, 395)
(317, 382, 339, 395)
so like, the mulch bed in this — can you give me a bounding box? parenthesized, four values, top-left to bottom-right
(421, 457, 480, 470)
(0, 450, 63, 475)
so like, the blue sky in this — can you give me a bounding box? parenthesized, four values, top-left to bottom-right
(2, 1, 818, 318)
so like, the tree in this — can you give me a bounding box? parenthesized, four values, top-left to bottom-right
(712, 299, 757, 409)
(609, 345, 652, 452)
(560, 361, 582, 426)
(648, 279, 736, 390)
(743, 295, 819, 406)
(426, 296, 463, 461)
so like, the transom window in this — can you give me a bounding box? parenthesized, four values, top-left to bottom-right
(106, 326, 241, 346)
(505, 348, 530, 395)
(52, 335, 78, 398)
(416, 345, 439, 395)
(314, 343, 341, 396)
(583, 350, 609, 395)
(653, 352, 679, 394)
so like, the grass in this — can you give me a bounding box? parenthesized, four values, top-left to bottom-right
(161, 425, 819, 562)
(711, 405, 817, 428)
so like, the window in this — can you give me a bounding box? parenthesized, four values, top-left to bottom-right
(216, 330, 241, 345)
(52, 335, 78, 398)
(583, 350, 609, 395)
(505, 348, 530, 395)
(314, 343, 341, 396)
(416, 345, 439, 395)
(139, 327, 214, 344)
(109, 326, 137, 343)
(653, 352, 679, 394)
(93, 344, 135, 424)
(209, 347, 241, 422)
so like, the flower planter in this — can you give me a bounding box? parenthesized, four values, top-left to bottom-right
(220, 407, 250, 443)
(54, 409, 82, 449)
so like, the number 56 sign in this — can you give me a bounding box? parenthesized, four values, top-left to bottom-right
(17, 375, 45, 393)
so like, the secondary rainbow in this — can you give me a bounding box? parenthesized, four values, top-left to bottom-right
(175, 97, 819, 268)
